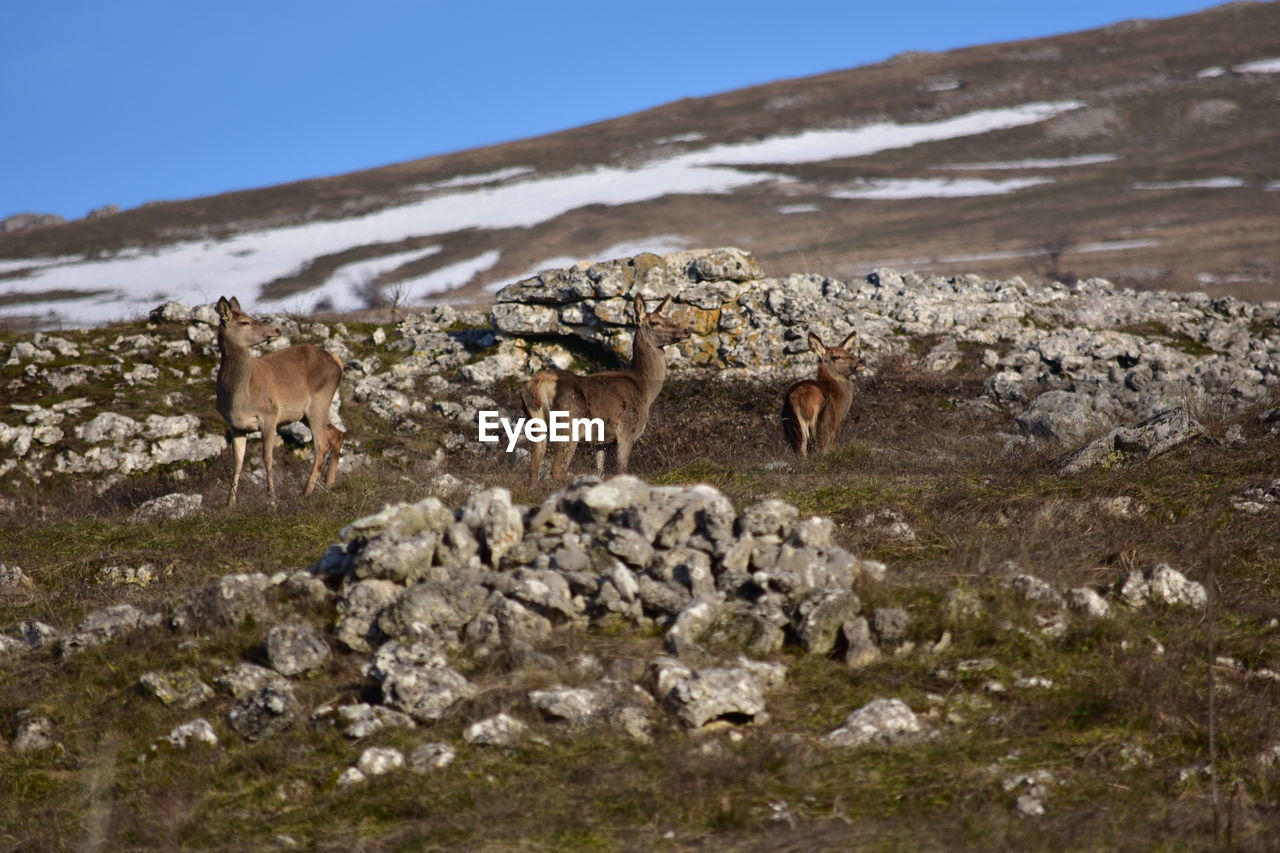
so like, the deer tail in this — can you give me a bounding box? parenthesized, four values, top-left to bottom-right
(523, 371, 557, 421)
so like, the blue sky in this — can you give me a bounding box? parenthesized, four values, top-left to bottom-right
(1, 0, 1218, 221)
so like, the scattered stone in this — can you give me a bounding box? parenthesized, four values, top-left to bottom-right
(464, 713, 528, 747)
(408, 742, 457, 772)
(0, 565, 33, 592)
(59, 604, 154, 655)
(356, 746, 404, 776)
(133, 493, 203, 521)
(215, 662, 288, 698)
(139, 668, 214, 709)
(310, 702, 415, 739)
(265, 623, 332, 677)
(821, 698, 922, 748)
(171, 574, 271, 632)
(162, 719, 219, 749)
(228, 683, 299, 741)
(529, 686, 606, 724)
(12, 713, 57, 752)
(97, 564, 155, 587)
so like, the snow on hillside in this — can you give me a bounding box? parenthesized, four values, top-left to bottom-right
(0, 101, 1084, 327)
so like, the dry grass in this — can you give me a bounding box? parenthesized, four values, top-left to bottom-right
(4, 338, 1280, 850)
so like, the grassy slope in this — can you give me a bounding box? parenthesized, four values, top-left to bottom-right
(2, 328, 1280, 850)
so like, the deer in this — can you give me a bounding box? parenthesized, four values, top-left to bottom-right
(781, 330, 864, 458)
(214, 296, 345, 506)
(523, 294, 689, 486)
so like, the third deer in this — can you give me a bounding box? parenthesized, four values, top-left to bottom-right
(781, 330, 864, 457)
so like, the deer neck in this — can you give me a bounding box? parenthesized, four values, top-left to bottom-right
(816, 362, 852, 408)
(630, 326, 668, 403)
(216, 330, 256, 404)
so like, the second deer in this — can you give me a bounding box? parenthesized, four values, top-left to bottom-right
(215, 296, 345, 506)
(523, 294, 689, 485)
(781, 330, 864, 457)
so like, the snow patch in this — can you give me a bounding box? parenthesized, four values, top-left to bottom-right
(0, 100, 1086, 327)
(831, 176, 1054, 200)
(935, 154, 1118, 170)
(777, 204, 820, 214)
(1132, 178, 1245, 190)
(417, 167, 535, 191)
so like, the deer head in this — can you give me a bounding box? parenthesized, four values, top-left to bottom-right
(216, 296, 281, 348)
(807, 330, 864, 379)
(634, 294, 690, 348)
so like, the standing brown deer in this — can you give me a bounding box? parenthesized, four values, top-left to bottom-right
(781, 330, 864, 457)
(523, 294, 689, 485)
(215, 296, 345, 506)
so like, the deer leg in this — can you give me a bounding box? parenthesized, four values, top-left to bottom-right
(615, 429, 635, 474)
(302, 404, 332, 496)
(551, 439, 578, 481)
(815, 406, 837, 454)
(228, 432, 247, 507)
(324, 424, 344, 487)
(796, 418, 811, 458)
(529, 437, 547, 486)
(261, 419, 280, 501)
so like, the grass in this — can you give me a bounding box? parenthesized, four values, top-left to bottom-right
(3, 329, 1280, 850)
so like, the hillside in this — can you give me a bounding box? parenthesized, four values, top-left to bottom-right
(2, 2, 1279, 330)
(2, 248, 1280, 849)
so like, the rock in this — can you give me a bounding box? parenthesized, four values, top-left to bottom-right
(656, 659, 784, 728)
(76, 412, 141, 444)
(311, 702, 415, 739)
(163, 719, 218, 749)
(356, 746, 404, 776)
(821, 698, 922, 747)
(1016, 390, 1107, 446)
(368, 639, 476, 723)
(460, 488, 525, 565)
(215, 662, 287, 698)
(171, 574, 271, 632)
(59, 604, 153, 654)
(0, 565, 33, 592)
(408, 742, 457, 772)
(342, 497, 454, 584)
(19, 621, 59, 649)
(840, 617, 881, 668)
(664, 595, 723, 656)
(1002, 574, 1065, 610)
(11, 713, 57, 752)
(336, 767, 367, 788)
(1058, 406, 1206, 474)
(265, 623, 331, 677)
(228, 683, 299, 741)
(97, 564, 155, 587)
(133, 493, 203, 521)
(464, 713, 528, 746)
(1146, 564, 1207, 609)
(334, 579, 402, 652)
(529, 686, 605, 723)
(139, 668, 215, 709)
(1066, 587, 1111, 618)
(870, 607, 912, 652)
(795, 589, 862, 655)
(1003, 770, 1055, 817)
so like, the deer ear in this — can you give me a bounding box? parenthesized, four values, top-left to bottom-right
(655, 295, 673, 315)
(839, 329, 858, 350)
(216, 297, 233, 322)
(229, 296, 243, 312)
(807, 332, 825, 354)
(633, 294, 647, 323)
